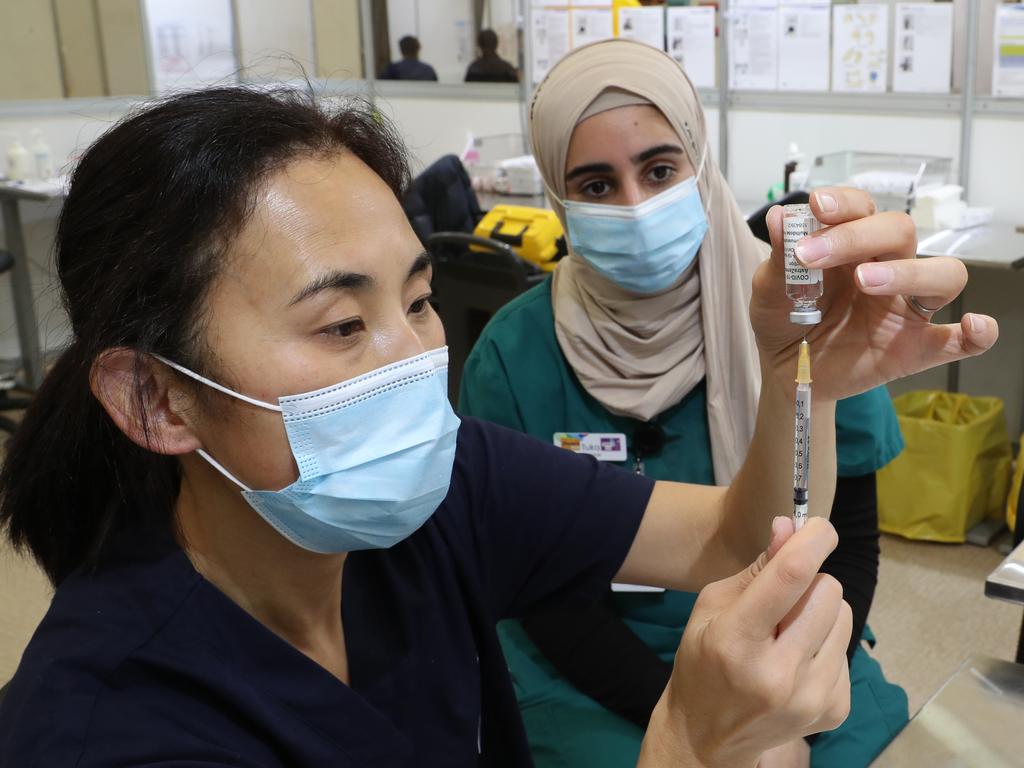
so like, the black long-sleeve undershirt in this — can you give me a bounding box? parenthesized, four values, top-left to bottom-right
(519, 472, 881, 730)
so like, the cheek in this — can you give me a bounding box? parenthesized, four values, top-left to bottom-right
(420, 307, 447, 350)
(200, 400, 300, 491)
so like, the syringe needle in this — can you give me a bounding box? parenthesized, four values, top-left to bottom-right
(793, 341, 812, 531)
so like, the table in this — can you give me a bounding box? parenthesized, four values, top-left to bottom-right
(871, 655, 1024, 767)
(986, 505, 1024, 664)
(0, 180, 67, 389)
(987, 538, 1024, 605)
(916, 223, 1024, 408)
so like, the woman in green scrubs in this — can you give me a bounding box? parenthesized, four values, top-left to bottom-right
(460, 40, 908, 768)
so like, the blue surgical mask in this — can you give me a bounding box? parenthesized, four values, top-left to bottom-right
(157, 348, 461, 554)
(563, 144, 709, 294)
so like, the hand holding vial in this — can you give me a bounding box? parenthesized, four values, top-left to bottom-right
(749, 187, 997, 403)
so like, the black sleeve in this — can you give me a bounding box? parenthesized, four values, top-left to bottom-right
(520, 594, 671, 729)
(819, 473, 880, 661)
(451, 417, 656, 621)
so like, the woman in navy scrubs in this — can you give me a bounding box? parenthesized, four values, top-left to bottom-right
(0, 87, 993, 767)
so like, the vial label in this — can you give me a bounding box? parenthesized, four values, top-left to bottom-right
(784, 217, 822, 286)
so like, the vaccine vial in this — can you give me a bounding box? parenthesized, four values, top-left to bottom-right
(783, 204, 823, 325)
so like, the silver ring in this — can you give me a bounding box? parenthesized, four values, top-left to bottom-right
(907, 295, 942, 321)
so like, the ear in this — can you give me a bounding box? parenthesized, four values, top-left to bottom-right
(90, 348, 202, 456)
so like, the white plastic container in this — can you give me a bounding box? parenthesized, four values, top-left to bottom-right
(6, 138, 31, 182)
(30, 130, 53, 180)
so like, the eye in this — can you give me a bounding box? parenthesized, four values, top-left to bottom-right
(647, 164, 676, 185)
(322, 318, 365, 338)
(409, 295, 432, 315)
(581, 179, 612, 199)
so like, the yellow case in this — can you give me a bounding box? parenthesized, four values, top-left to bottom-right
(471, 205, 565, 272)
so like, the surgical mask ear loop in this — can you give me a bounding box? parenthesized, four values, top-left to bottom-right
(151, 354, 283, 412)
(151, 353, 281, 492)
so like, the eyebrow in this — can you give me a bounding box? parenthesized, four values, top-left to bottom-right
(288, 250, 432, 306)
(565, 144, 687, 182)
(565, 162, 614, 181)
(631, 144, 685, 164)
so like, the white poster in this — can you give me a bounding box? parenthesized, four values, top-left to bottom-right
(531, 10, 571, 85)
(892, 3, 953, 94)
(571, 9, 614, 49)
(667, 6, 716, 89)
(143, 0, 237, 94)
(831, 3, 889, 93)
(730, 5, 780, 90)
(778, 4, 830, 91)
(993, 5, 1024, 98)
(618, 7, 666, 51)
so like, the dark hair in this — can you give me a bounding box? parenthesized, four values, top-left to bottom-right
(0, 86, 411, 586)
(399, 35, 420, 57)
(477, 29, 498, 53)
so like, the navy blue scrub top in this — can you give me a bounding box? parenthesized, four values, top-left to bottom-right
(0, 417, 654, 767)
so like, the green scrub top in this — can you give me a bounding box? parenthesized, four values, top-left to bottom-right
(458, 277, 908, 768)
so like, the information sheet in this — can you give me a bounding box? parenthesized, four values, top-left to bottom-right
(530, 9, 571, 84)
(730, 3, 780, 90)
(617, 6, 666, 51)
(993, 4, 1024, 98)
(892, 3, 953, 94)
(571, 9, 615, 49)
(832, 3, 889, 92)
(778, 2, 831, 91)
(667, 6, 716, 88)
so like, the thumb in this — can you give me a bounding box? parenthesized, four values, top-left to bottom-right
(741, 515, 796, 587)
(702, 516, 796, 606)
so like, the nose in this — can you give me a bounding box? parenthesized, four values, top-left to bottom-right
(619, 178, 646, 207)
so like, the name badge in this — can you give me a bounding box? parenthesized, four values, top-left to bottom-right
(553, 432, 628, 462)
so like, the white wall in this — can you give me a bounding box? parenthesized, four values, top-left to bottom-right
(234, 0, 316, 81)
(376, 93, 522, 172)
(1, 92, 1022, 432)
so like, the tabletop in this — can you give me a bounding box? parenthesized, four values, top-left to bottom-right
(0, 179, 68, 203)
(986, 538, 1024, 606)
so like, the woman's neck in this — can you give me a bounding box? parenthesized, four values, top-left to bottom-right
(174, 457, 350, 683)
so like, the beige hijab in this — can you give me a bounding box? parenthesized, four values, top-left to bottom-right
(530, 38, 766, 483)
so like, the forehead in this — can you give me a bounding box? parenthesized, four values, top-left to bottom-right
(206, 151, 420, 320)
(566, 105, 681, 166)
(232, 151, 413, 280)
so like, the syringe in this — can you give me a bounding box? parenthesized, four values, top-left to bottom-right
(793, 340, 812, 531)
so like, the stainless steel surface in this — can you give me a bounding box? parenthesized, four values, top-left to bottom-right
(986, 539, 1024, 606)
(916, 223, 1024, 270)
(872, 655, 1024, 767)
(958, 0, 979, 196)
(0, 183, 66, 390)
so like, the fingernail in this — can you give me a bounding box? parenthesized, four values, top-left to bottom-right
(857, 263, 894, 288)
(796, 236, 830, 265)
(816, 191, 838, 214)
(772, 516, 788, 538)
(969, 314, 984, 334)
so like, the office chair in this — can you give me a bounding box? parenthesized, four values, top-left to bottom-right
(746, 190, 810, 244)
(0, 249, 32, 435)
(403, 156, 545, 399)
(426, 232, 544, 400)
